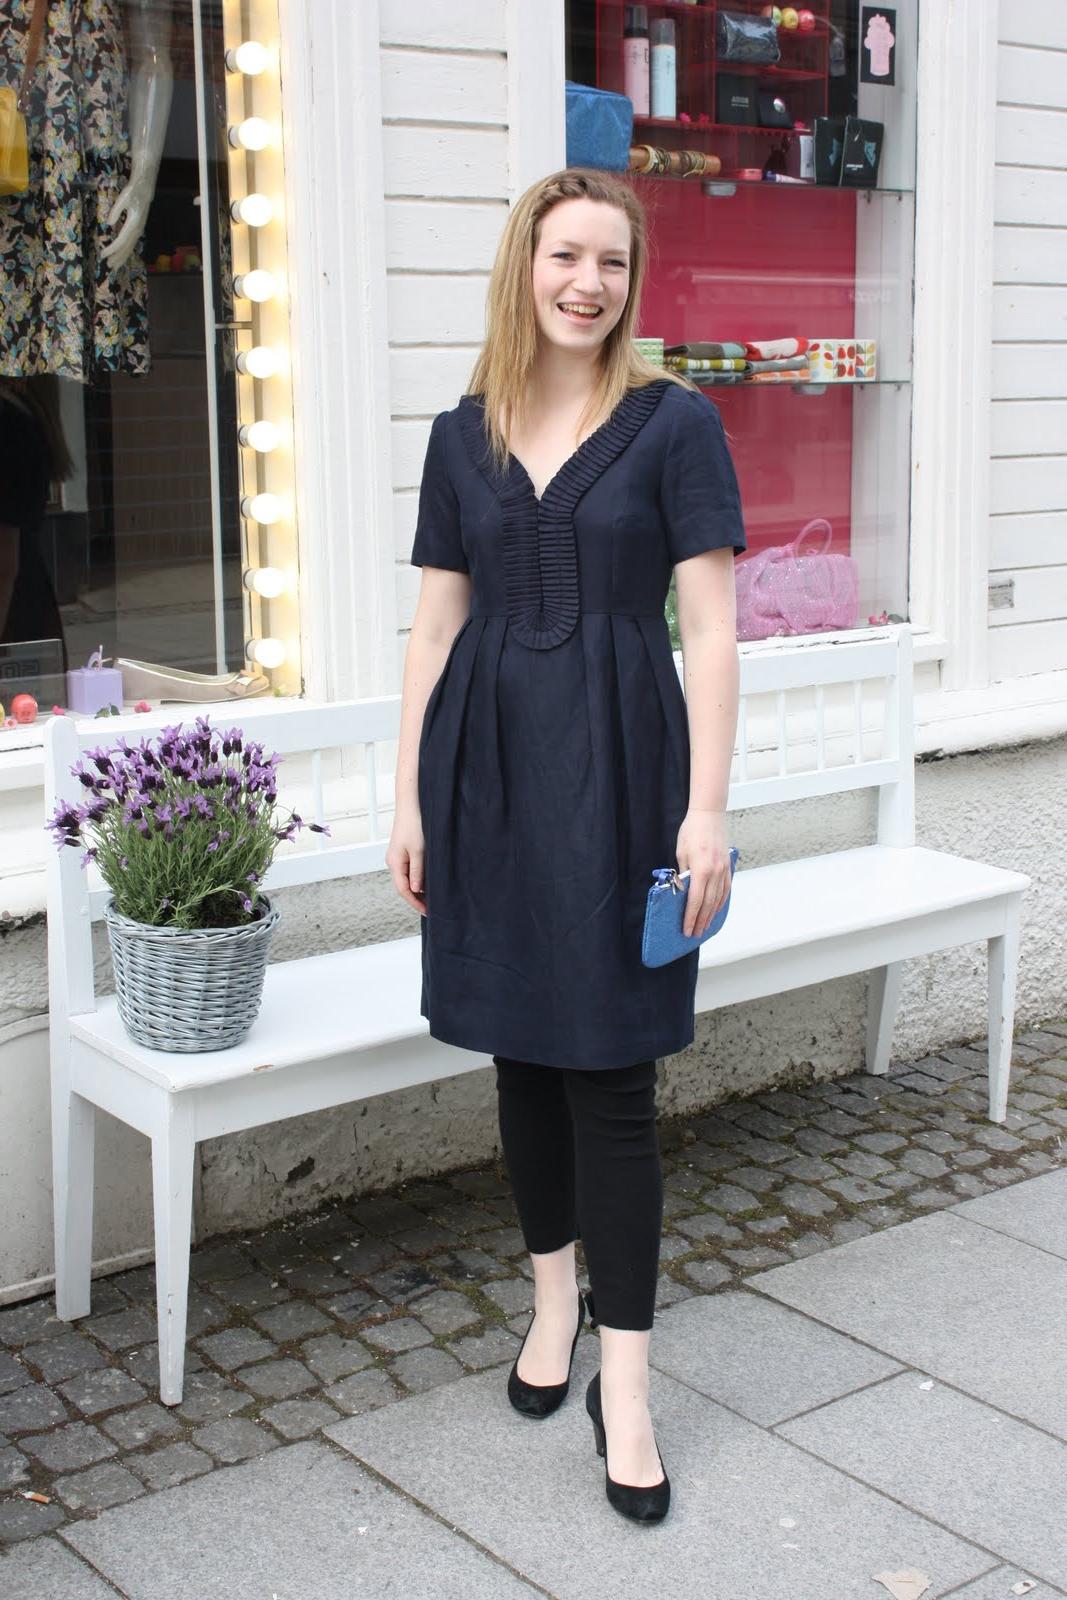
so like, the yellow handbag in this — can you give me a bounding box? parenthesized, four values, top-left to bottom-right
(0, 0, 48, 197)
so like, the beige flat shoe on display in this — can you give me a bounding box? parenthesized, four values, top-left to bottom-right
(114, 659, 271, 704)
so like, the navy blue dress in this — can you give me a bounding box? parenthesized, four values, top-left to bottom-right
(411, 377, 747, 1070)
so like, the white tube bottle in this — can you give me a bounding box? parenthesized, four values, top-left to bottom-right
(623, 5, 650, 117)
(650, 17, 677, 120)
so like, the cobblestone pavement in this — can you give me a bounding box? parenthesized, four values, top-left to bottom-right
(2, 1020, 1066, 1546)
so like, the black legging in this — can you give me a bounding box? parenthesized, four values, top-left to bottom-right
(493, 1055, 663, 1332)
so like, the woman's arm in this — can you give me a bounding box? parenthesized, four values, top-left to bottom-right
(673, 546, 740, 935)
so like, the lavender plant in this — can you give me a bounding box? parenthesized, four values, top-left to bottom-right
(46, 717, 328, 930)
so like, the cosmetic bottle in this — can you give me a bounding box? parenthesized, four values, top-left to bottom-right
(623, 6, 650, 117)
(650, 18, 677, 119)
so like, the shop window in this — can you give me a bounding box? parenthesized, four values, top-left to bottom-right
(0, 0, 297, 725)
(566, 0, 917, 649)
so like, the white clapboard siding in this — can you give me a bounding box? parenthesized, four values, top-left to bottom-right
(379, 3, 510, 636)
(988, 0, 1067, 682)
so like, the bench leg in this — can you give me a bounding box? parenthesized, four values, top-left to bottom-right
(51, 1085, 96, 1322)
(987, 900, 1023, 1125)
(865, 961, 904, 1076)
(150, 1103, 196, 1406)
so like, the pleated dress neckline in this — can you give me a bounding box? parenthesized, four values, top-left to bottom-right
(456, 381, 671, 650)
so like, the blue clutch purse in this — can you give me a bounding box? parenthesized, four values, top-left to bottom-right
(641, 848, 740, 968)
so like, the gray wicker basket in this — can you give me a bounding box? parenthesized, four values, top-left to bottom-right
(104, 897, 280, 1053)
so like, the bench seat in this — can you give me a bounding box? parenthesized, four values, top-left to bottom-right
(68, 844, 1028, 1102)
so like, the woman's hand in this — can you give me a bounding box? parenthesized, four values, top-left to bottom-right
(674, 808, 731, 938)
(386, 808, 427, 917)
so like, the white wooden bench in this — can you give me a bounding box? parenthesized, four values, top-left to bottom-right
(43, 623, 1030, 1404)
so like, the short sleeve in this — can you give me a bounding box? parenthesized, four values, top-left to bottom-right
(410, 410, 469, 574)
(659, 392, 747, 564)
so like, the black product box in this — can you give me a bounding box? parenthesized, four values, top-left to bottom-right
(813, 116, 846, 184)
(716, 73, 758, 126)
(839, 115, 884, 187)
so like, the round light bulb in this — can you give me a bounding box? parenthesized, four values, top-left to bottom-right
(244, 566, 287, 599)
(238, 420, 280, 451)
(228, 116, 271, 152)
(242, 493, 283, 524)
(231, 193, 273, 228)
(236, 347, 280, 380)
(226, 40, 270, 75)
(248, 636, 286, 670)
(233, 269, 276, 302)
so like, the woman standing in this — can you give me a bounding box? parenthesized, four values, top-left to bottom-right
(387, 168, 746, 1524)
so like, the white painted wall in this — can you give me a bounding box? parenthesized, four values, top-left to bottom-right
(988, 2, 1067, 680)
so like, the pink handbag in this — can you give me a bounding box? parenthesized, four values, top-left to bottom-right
(734, 518, 859, 641)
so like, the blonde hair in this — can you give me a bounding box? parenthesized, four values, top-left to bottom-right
(465, 167, 701, 475)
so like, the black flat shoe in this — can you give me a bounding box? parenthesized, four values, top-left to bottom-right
(585, 1369, 670, 1524)
(507, 1288, 593, 1418)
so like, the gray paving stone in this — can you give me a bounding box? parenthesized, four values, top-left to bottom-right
(233, 1357, 316, 1399)
(21, 1332, 107, 1384)
(0, 1442, 30, 1487)
(674, 1211, 744, 1244)
(655, 1276, 698, 1308)
(722, 1164, 783, 1195)
(188, 1243, 256, 1282)
(878, 1169, 926, 1192)
(853, 1131, 908, 1155)
(99, 1401, 183, 1450)
(721, 1245, 792, 1271)
(322, 1367, 399, 1414)
(686, 1143, 743, 1175)
(894, 1070, 951, 1094)
(972, 1126, 1026, 1152)
(301, 1332, 374, 1383)
(0, 1535, 125, 1593)
(0, 1382, 69, 1434)
(54, 1460, 144, 1512)
(208, 1271, 290, 1311)
(702, 1183, 762, 1216)
(121, 1343, 205, 1388)
(175, 1369, 254, 1424)
(746, 1214, 790, 1236)
(826, 1218, 875, 1245)
(649, 1290, 901, 1425)
(0, 1351, 32, 1394)
(325, 1359, 990, 1598)
(834, 1150, 894, 1178)
(823, 1175, 895, 1203)
(905, 1186, 960, 1211)
(0, 1497, 68, 1542)
(777, 1183, 838, 1218)
(750, 1203, 1067, 1441)
(481, 1277, 534, 1316)
(195, 1326, 276, 1371)
(63, 1439, 534, 1598)
(190, 1416, 281, 1464)
(779, 1153, 842, 1182)
(681, 1259, 733, 1291)
(80, 1306, 157, 1351)
(950, 1167, 1067, 1261)
(275, 1262, 354, 1296)
(811, 1108, 869, 1136)
(901, 1147, 951, 1179)
(778, 1371, 1067, 1590)
(792, 1126, 848, 1157)
(954, 1148, 993, 1169)
(448, 1326, 520, 1370)
(249, 1299, 333, 1342)
(322, 1286, 392, 1323)
(261, 1397, 341, 1439)
(126, 1441, 213, 1491)
(392, 1346, 467, 1394)
(0, 1298, 66, 1347)
(361, 1317, 434, 1354)
(948, 1173, 996, 1200)
(58, 1365, 147, 1416)
(21, 1420, 117, 1472)
(411, 1289, 482, 1336)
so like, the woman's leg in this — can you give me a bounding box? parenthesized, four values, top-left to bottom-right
(494, 1056, 582, 1385)
(564, 1059, 664, 1487)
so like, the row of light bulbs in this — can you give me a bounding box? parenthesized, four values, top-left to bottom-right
(227, 36, 290, 675)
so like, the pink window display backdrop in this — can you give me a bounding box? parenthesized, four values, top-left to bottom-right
(638, 178, 863, 556)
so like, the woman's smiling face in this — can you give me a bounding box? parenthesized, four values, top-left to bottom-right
(530, 197, 632, 353)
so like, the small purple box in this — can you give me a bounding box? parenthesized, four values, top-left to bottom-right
(66, 649, 124, 715)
